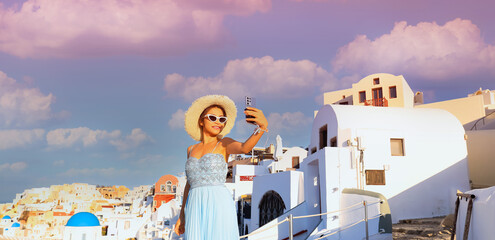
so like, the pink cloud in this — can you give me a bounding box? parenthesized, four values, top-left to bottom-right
(0, 0, 270, 58)
(233, 111, 312, 139)
(168, 109, 185, 130)
(0, 129, 45, 150)
(164, 56, 338, 101)
(46, 127, 121, 148)
(266, 111, 312, 135)
(109, 128, 154, 151)
(0, 70, 61, 127)
(332, 18, 495, 80)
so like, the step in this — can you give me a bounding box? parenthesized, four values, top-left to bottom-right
(393, 216, 454, 240)
(398, 217, 444, 225)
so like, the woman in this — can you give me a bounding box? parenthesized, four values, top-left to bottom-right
(174, 95, 268, 239)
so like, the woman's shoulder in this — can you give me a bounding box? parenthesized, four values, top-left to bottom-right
(187, 143, 200, 156)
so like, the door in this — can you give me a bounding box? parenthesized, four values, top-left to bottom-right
(372, 88, 383, 106)
(372, 88, 383, 100)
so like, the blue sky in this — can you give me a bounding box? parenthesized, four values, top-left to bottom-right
(0, 0, 494, 203)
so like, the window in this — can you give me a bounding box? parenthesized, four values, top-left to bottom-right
(124, 220, 130, 230)
(330, 137, 337, 147)
(319, 125, 328, 149)
(359, 91, 366, 103)
(102, 226, 109, 236)
(339, 102, 348, 105)
(292, 156, 300, 169)
(166, 181, 172, 192)
(389, 86, 397, 99)
(259, 191, 286, 227)
(365, 170, 386, 185)
(243, 201, 252, 219)
(390, 138, 404, 156)
(160, 184, 166, 192)
(173, 186, 177, 193)
(373, 78, 380, 85)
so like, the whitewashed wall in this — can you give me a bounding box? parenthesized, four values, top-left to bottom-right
(229, 164, 269, 201)
(249, 171, 304, 234)
(308, 104, 470, 223)
(63, 226, 101, 240)
(274, 147, 308, 172)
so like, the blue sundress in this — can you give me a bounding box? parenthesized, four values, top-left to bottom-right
(185, 142, 240, 240)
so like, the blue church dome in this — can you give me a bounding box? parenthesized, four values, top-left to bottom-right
(11, 222, 20, 228)
(2, 215, 11, 220)
(66, 212, 100, 227)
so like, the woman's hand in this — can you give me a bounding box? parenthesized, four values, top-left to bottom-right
(174, 212, 185, 236)
(244, 107, 268, 130)
(224, 107, 268, 155)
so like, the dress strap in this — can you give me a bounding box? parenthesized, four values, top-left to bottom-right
(211, 138, 223, 153)
(188, 144, 196, 158)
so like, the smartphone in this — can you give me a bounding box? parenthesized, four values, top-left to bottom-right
(245, 96, 256, 125)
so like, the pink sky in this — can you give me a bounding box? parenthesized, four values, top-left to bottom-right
(0, 0, 494, 202)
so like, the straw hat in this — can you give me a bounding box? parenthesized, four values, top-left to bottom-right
(184, 95, 237, 141)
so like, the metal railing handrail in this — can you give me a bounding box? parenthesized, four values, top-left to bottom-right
(470, 110, 495, 130)
(240, 200, 384, 240)
(239, 218, 288, 239)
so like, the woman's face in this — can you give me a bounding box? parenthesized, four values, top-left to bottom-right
(200, 106, 226, 137)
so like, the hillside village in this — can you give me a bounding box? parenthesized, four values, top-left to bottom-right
(1, 73, 494, 240)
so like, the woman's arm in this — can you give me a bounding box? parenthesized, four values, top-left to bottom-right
(225, 107, 268, 155)
(175, 145, 193, 235)
(174, 180, 189, 235)
(179, 180, 190, 217)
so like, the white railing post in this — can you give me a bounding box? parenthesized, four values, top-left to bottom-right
(288, 214, 294, 240)
(363, 201, 369, 240)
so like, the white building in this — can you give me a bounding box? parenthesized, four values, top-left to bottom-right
(0, 215, 13, 226)
(124, 185, 152, 203)
(63, 212, 102, 240)
(0, 216, 14, 236)
(306, 104, 470, 223)
(73, 183, 103, 201)
(245, 103, 469, 239)
(249, 170, 305, 233)
(268, 147, 307, 172)
(149, 199, 181, 240)
(18, 202, 55, 213)
(32, 223, 49, 239)
(229, 145, 307, 201)
(223, 141, 307, 236)
(106, 215, 144, 240)
(2, 222, 21, 237)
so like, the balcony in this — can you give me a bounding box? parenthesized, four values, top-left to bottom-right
(364, 98, 388, 107)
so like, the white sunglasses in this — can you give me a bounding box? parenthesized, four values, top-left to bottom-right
(204, 114, 228, 124)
